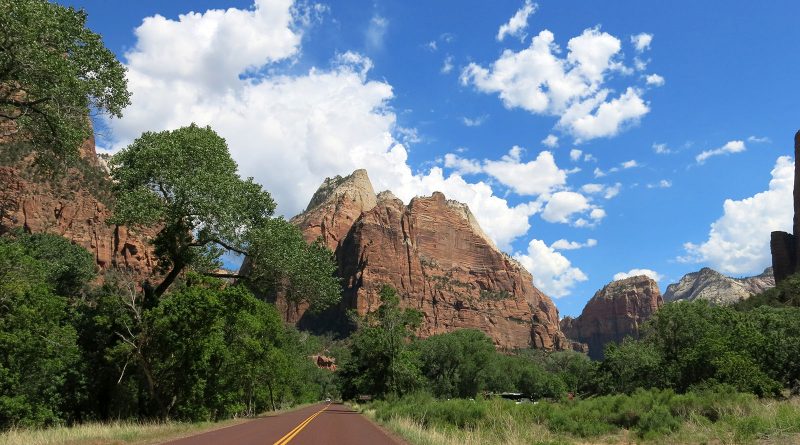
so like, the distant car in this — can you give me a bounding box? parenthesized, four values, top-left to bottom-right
(325, 398, 331, 402)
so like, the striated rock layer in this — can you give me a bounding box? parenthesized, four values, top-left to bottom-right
(560, 276, 663, 359)
(0, 136, 157, 278)
(285, 170, 569, 350)
(664, 267, 775, 305)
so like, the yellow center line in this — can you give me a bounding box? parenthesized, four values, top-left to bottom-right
(272, 403, 330, 445)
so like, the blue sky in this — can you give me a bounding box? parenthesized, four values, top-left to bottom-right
(62, 0, 799, 316)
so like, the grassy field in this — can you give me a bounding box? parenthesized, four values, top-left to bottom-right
(357, 389, 800, 445)
(0, 404, 314, 445)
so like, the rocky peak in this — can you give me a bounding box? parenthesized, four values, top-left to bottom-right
(277, 169, 569, 351)
(560, 275, 663, 359)
(664, 266, 775, 305)
(291, 169, 378, 252)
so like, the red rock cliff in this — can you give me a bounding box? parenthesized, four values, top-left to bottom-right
(0, 134, 157, 278)
(560, 275, 662, 359)
(287, 170, 569, 350)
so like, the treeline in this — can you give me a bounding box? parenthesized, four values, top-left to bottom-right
(0, 231, 337, 429)
(336, 283, 800, 402)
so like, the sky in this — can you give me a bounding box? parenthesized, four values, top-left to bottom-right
(60, 0, 800, 316)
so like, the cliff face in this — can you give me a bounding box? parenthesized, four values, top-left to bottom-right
(0, 136, 157, 278)
(560, 275, 662, 359)
(287, 170, 569, 350)
(663, 267, 775, 305)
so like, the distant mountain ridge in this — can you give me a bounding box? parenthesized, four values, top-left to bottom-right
(663, 267, 775, 305)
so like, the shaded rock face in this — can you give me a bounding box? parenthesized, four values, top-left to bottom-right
(0, 136, 157, 278)
(287, 170, 569, 350)
(770, 131, 800, 284)
(664, 267, 775, 305)
(560, 276, 662, 360)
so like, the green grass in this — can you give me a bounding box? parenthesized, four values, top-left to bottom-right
(0, 403, 315, 445)
(361, 389, 800, 444)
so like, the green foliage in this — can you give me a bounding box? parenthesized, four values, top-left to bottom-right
(339, 286, 424, 399)
(736, 272, 800, 310)
(5, 231, 97, 295)
(0, 235, 87, 428)
(110, 124, 340, 310)
(415, 329, 495, 398)
(0, 0, 130, 166)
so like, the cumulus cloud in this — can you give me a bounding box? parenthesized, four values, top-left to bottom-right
(646, 73, 665, 86)
(621, 159, 639, 169)
(443, 153, 482, 175)
(680, 156, 793, 275)
(631, 33, 653, 52)
(462, 27, 651, 141)
(551, 238, 597, 250)
(580, 182, 621, 199)
(514, 239, 588, 298)
(541, 191, 590, 223)
(542, 134, 559, 148)
(441, 54, 454, 74)
(497, 0, 537, 41)
(696, 140, 746, 164)
(482, 148, 567, 196)
(106, 0, 549, 253)
(613, 268, 662, 281)
(569, 149, 582, 161)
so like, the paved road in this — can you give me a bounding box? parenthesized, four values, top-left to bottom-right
(163, 403, 404, 445)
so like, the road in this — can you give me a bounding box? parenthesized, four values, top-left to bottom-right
(163, 403, 404, 445)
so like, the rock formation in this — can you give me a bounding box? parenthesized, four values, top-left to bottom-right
(0, 134, 157, 278)
(664, 267, 775, 305)
(560, 275, 663, 359)
(285, 170, 569, 350)
(771, 131, 800, 284)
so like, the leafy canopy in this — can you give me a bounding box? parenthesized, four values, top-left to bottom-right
(0, 0, 130, 165)
(111, 124, 340, 309)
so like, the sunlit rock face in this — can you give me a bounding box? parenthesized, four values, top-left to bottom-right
(284, 169, 569, 351)
(664, 267, 775, 306)
(561, 275, 662, 360)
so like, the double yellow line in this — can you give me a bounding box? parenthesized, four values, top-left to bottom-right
(272, 403, 330, 445)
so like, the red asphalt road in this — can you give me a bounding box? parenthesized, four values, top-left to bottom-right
(163, 403, 404, 445)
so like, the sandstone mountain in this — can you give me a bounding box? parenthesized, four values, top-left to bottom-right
(663, 267, 775, 305)
(284, 169, 569, 350)
(0, 134, 157, 279)
(560, 275, 663, 359)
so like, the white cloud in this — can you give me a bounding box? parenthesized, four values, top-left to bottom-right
(425, 40, 437, 51)
(551, 238, 597, 250)
(462, 28, 651, 141)
(696, 140, 746, 164)
(580, 182, 620, 199)
(590, 208, 606, 220)
(443, 153, 482, 175)
(652, 142, 672, 154)
(542, 134, 559, 148)
(483, 148, 567, 196)
(748, 135, 771, 144)
(593, 167, 606, 178)
(365, 15, 388, 50)
(514, 239, 588, 298)
(584, 153, 597, 162)
(631, 33, 653, 52)
(497, 0, 538, 41)
(541, 191, 590, 223)
(462, 115, 487, 127)
(603, 182, 622, 199)
(569, 149, 582, 161)
(580, 183, 604, 194)
(441, 54, 454, 74)
(646, 73, 665, 86)
(680, 156, 793, 275)
(621, 159, 639, 169)
(613, 268, 662, 281)
(647, 179, 672, 189)
(107, 0, 546, 253)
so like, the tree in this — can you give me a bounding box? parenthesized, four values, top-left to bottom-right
(0, 0, 130, 165)
(416, 329, 495, 398)
(110, 124, 340, 309)
(339, 286, 423, 399)
(0, 235, 86, 428)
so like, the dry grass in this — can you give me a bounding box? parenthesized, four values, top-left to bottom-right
(0, 403, 315, 445)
